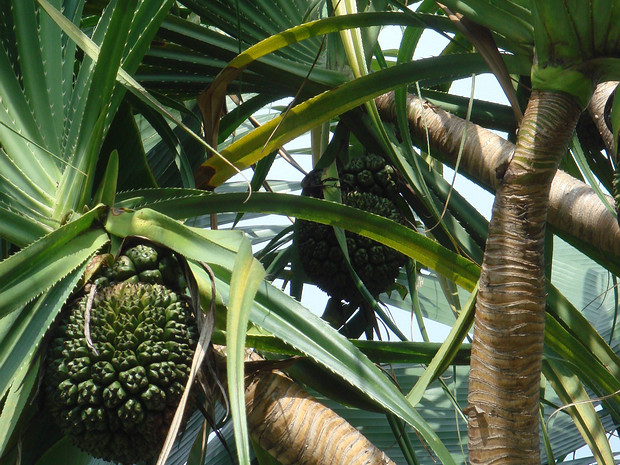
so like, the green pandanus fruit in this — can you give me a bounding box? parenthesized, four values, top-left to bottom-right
(95, 243, 186, 292)
(45, 245, 197, 464)
(295, 155, 407, 305)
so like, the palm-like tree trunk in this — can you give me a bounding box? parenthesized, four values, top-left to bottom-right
(466, 91, 581, 463)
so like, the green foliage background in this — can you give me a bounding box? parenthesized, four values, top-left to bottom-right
(0, 1, 619, 464)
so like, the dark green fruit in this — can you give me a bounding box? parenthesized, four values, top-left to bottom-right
(45, 282, 197, 464)
(295, 157, 407, 303)
(340, 153, 399, 200)
(95, 244, 185, 292)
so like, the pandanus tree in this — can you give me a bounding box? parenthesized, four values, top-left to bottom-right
(3, 0, 620, 465)
(190, 1, 620, 462)
(0, 1, 458, 464)
(373, 2, 620, 462)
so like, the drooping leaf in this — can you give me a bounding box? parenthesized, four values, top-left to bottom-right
(0, 207, 108, 317)
(114, 190, 481, 291)
(195, 53, 529, 188)
(226, 239, 266, 465)
(104, 207, 245, 273)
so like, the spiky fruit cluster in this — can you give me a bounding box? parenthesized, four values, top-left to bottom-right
(45, 250, 197, 464)
(340, 153, 399, 200)
(95, 244, 186, 292)
(295, 155, 407, 303)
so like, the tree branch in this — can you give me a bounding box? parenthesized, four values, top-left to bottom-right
(587, 81, 617, 155)
(246, 368, 396, 465)
(241, 349, 396, 465)
(375, 91, 620, 259)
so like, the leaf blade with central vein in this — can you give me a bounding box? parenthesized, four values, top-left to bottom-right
(115, 191, 480, 291)
(195, 54, 529, 188)
(227, 239, 266, 465)
(0, 207, 108, 317)
(103, 207, 244, 270)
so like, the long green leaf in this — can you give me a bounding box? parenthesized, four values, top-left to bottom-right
(152, 14, 344, 93)
(115, 190, 481, 291)
(62, 1, 114, 165)
(182, 0, 324, 62)
(0, 17, 61, 214)
(0, 207, 108, 317)
(0, 204, 51, 247)
(60, 0, 173, 157)
(439, 0, 533, 44)
(42, 0, 231, 189)
(103, 207, 244, 270)
(547, 283, 620, 381)
(132, 98, 195, 188)
(0, 139, 58, 208)
(545, 315, 620, 423)
(211, 330, 473, 366)
(543, 359, 616, 465)
(570, 134, 615, 216)
(227, 239, 266, 465)
(156, 268, 220, 465)
(0, 0, 61, 186)
(109, 0, 176, 121)
(0, 263, 88, 454)
(198, 11, 457, 86)
(92, 150, 118, 207)
(38, 0, 66, 148)
(247, 278, 456, 464)
(0, 38, 45, 151)
(390, 3, 445, 252)
(195, 54, 529, 188)
(0, 167, 54, 218)
(0, 59, 60, 202)
(407, 284, 478, 405)
(45, 0, 138, 215)
(13, 0, 61, 155)
(101, 101, 158, 190)
(0, 356, 40, 456)
(191, 255, 458, 464)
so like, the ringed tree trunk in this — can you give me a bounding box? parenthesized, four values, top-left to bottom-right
(465, 91, 582, 464)
(245, 367, 396, 465)
(214, 348, 397, 465)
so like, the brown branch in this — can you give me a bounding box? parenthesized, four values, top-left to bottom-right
(375, 91, 620, 259)
(588, 81, 617, 155)
(245, 368, 396, 465)
(212, 347, 396, 465)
